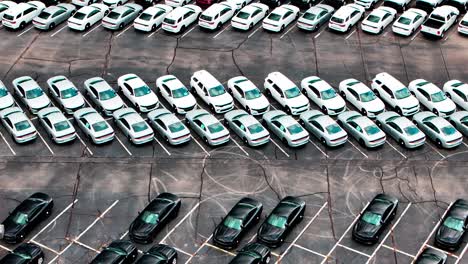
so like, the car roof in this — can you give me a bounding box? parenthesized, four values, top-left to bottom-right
(313, 115, 335, 126)
(161, 76, 185, 90)
(112, 5, 134, 14)
(44, 111, 67, 123)
(422, 115, 449, 128)
(144, 5, 169, 14)
(404, 9, 425, 19)
(241, 4, 262, 14)
(43, 6, 63, 14)
(272, 6, 293, 15)
(414, 80, 440, 93)
(6, 111, 27, 123)
(232, 77, 256, 91)
(368, 198, 393, 215)
(122, 74, 146, 88)
(121, 112, 144, 125)
(350, 116, 374, 127)
(16, 78, 39, 91)
(334, 5, 357, 18)
(203, 2, 231, 16)
(88, 78, 112, 91)
(267, 72, 296, 90)
(432, 5, 457, 16)
(272, 200, 300, 217)
(168, 5, 194, 18)
(82, 111, 103, 124)
(237, 114, 258, 127)
(198, 114, 218, 125)
(52, 77, 75, 91)
(156, 112, 179, 125)
(389, 116, 413, 128)
(276, 115, 297, 126)
(374, 73, 405, 91)
(193, 70, 220, 87)
(7, 2, 37, 14)
(344, 79, 369, 93)
(307, 77, 333, 91)
(369, 8, 390, 17)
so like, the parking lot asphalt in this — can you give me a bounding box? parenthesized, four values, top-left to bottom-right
(0, 0, 467, 263)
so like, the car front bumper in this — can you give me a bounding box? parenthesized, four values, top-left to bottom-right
(290, 105, 310, 116)
(214, 103, 234, 114)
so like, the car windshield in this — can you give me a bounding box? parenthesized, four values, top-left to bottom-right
(14, 121, 31, 131)
(12, 212, 29, 225)
(365, 125, 380, 135)
(248, 123, 264, 134)
(267, 13, 282, 21)
(99, 89, 116, 100)
(132, 121, 149, 132)
(172, 87, 189, 98)
(245, 88, 261, 100)
(441, 126, 456, 136)
(462, 20, 468, 27)
(12, 253, 32, 260)
(303, 12, 317, 20)
(107, 11, 120, 19)
(140, 211, 159, 224)
(284, 87, 301, 99)
(362, 211, 382, 225)
(164, 18, 175, 24)
(404, 125, 420, 136)
(330, 17, 343, 23)
(168, 122, 185, 133)
(397, 16, 411, 25)
(395, 87, 411, 99)
(236, 11, 250, 19)
(430, 91, 447, 103)
(326, 124, 342, 134)
(0, 88, 8, 97)
(223, 216, 243, 230)
(267, 214, 287, 229)
(208, 122, 224, 133)
(25, 88, 44, 99)
(200, 14, 212, 21)
(321, 89, 337, 100)
(54, 121, 71, 131)
(287, 124, 303, 134)
(73, 12, 86, 20)
(0, 5, 8, 12)
(443, 216, 464, 232)
(367, 15, 381, 23)
(61, 88, 78, 99)
(92, 121, 109, 132)
(134, 86, 151, 97)
(208, 85, 226, 97)
(139, 13, 152, 21)
(461, 117, 468, 126)
(37, 11, 51, 19)
(360, 91, 376, 102)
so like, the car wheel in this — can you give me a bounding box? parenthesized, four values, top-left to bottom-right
(216, 23, 221, 30)
(320, 137, 326, 145)
(359, 138, 365, 147)
(436, 139, 442, 148)
(19, 22, 26, 30)
(203, 137, 209, 144)
(280, 25, 285, 32)
(340, 91, 346, 99)
(118, 1, 122, 5)
(446, 92, 451, 99)
(322, 106, 328, 114)
(282, 137, 288, 146)
(249, 23, 253, 30)
(38, 257, 44, 264)
(376, 120, 381, 127)
(277, 1, 280, 6)
(399, 139, 405, 147)
(373, 89, 379, 97)
(164, 136, 169, 143)
(181, 25, 187, 32)
(119, 23, 124, 30)
(243, 137, 248, 144)
(265, 256, 271, 263)
(151, 24, 157, 31)
(85, 23, 90, 30)
(172, 258, 177, 264)
(450, 120, 457, 127)
(210, 104, 215, 113)
(433, 109, 439, 116)
(378, 27, 383, 34)
(396, 107, 402, 116)
(49, 23, 55, 30)
(361, 108, 367, 116)
(286, 107, 292, 115)
(265, 88, 271, 96)
(246, 106, 251, 114)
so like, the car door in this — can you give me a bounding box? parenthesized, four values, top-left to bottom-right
(118, 118, 131, 136)
(122, 83, 135, 104)
(452, 88, 467, 107)
(252, 9, 261, 24)
(16, 85, 27, 105)
(232, 119, 246, 137)
(192, 119, 205, 136)
(416, 88, 430, 107)
(347, 121, 362, 139)
(122, 9, 133, 23)
(49, 84, 60, 102)
(79, 117, 91, 135)
(230, 85, 242, 105)
(269, 120, 282, 136)
(3, 118, 15, 135)
(413, 14, 423, 29)
(423, 121, 438, 139)
(23, 7, 35, 22)
(310, 120, 325, 138)
(347, 88, 360, 108)
(271, 84, 283, 106)
(160, 83, 172, 104)
(88, 86, 100, 105)
(307, 85, 321, 106)
(184, 10, 195, 25)
(386, 122, 402, 139)
(283, 11, 293, 25)
(153, 119, 167, 137)
(42, 117, 54, 136)
(382, 12, 391, 27)
(380, 84, 395, 107)
(53, 8, 67, 24)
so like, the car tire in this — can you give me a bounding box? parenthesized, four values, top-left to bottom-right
(266, 256, 271, 263)
(320, 137, 326, 145)
(396, 107, 402, 116)
(249, 23, 253, 30)
(359, 138, 365, 147)
(118, 1, 122, 5)
(265, 88, 271, 96)
(172, 258, 177, 264)
(210, 104, 215, 113)
(85, 23, 90, 30)
(216, 23, 221, 30)
(282, 137, 288, 146)
(340, 91, 346, 99)
(151, 24, 157, 31)
(246, 106, 251, 114)
(361, 108, 367, 116)
(399, 139, 405, 147)
(119, 23, 124, 30)
(433, 109, 439, 116)
(450, 120, 456, 127)
(280, 25, 285, 32)
(49, 23, 55, 30)
(38, 257, 44, 264)
(203, 137, 209, 144)
(181, 25, 187, 32)
(446, 92, 451, 99)
(286, 107, 292, 115)
(322, 106, 328, 114)
(19, 22, 26, 30)
(436, 139, 442, 148)
(373, 89, 379, 97)
(243, 137, 248, 144)
(378, 27, 383, 34)
(376, 120, 381, 127)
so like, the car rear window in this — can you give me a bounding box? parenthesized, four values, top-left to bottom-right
(248, 124, 264, 134)
(37, 11, 51, 20)
(366, 15, 381, 23)
(208, 122, 224, 133)
(267, 13, 281, 21)
(139, 13, 152, 21)
(303, 12, 317, 20)
(164, 18, 176, 24)
(330, 17, 344, 24)
(132, 121, 149, 132)
(168, 122, 185, 133)
(287, 124, 304, 135)
(107, 11, 120, 19)
(462, 20, 468, 27)
(92, 121, 109, 132)
(397, 16, 411, 25)
(3, 14, 14, 20)
(365, 125, 380, 135)
(54, 121, 71, 132)
(326, 124, 342, 134)
(73, 12, 86, 20)
(404, 126, 420, 136)
(236, 11, 250, 19)
(200, 14, 212, 21)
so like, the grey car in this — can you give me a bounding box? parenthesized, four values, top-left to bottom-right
(297, 4, 334, 31)
(33, 3, 76, 30)
(448, 111, 468, 137)
(102, 3, 143, 30)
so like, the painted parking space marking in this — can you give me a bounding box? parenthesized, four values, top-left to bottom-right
(293, 244, 327, 258)
(115, 135, 133, 156)
(17, 26, 34, 37)
(50, 25, 68, 37)
(427, 143, 445, 159)
(231, 137, 249, 156)
(248, 25, 262, 38)
(213, 24, 231, 39)
(181, 26, 196, 39)
(337, 243, 372, 257)
(37, 131, 55, 155)
(382, 244, 416, 258)
(0, 244, 12, 252)
(148, 28, 161, 38)
(205, 242, 236, 256)
(345, 29, 356, 40)
(348, 140, 368, 158)
(160, 202, 201, 243)
(315, 27, 327, 39)
(279, 23, 296, 39)
(30, 199, 78, 241)
(309, 139, 328, 158)
(270, 138, 290, 157)
(386, 141, 407, 159)
(0, 130, 16, 155)
(72, 239, 101, 253)
(192, 135, 211, 156)
(76, 133, 94, 156)
(83, 24, 101, 37)
(115, 24, 132, 38)
(185, 234, 213, 264)
(30, 239, 61, 255)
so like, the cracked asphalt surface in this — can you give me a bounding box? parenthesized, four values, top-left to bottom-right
(0, 4, 467, 263)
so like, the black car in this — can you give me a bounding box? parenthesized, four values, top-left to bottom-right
(352, 194, 398, 245)
(90, 240, 138, 264)
(0, 243, 44, 264)
(259, 0, 287, 8)
(1, 192, 54, 244)
(213, 197, 263, 249)
(13, 0, 59, 6)
(446, 0, 467, 12)
(320, 0, 344, 9)
(135, 244, 177, 264)
(257, 196, 306, 247)
(129, 193, 181, 244)
(134, 0, 158, 8)
(434, 199, 468, 251)
(290, 0, 319, 9)
(414, 248, 447, 264)
(228, 243, 271, 264)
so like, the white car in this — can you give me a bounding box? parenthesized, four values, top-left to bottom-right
(103, 0, 129, 9)
(12, 76, 51, 114)
(0, 107, 37, 143)
(37, 107, 77, 144)
(262, 4, 299, 32)
(413, 111, 462, 148)
(165, 0, 190, 8)
(156, 75, 196, 114)
(459, 13, 468, 35)
(84, 77, 125, 116)
(199, 1, 236, 31)
(421, 5, 459, 38)
(227, 76, 270, 116)
(46, 76, 85, 114)
(448, 111, 468, 137)
(2, 1, 45, 30)
(264, 72, 310, 116)
(0, 80, 15, 110)
(186, 109, 230, 146)
(133, 4, 173, 32)
(338, 78, 385, 118)
(376, 111, 426, 148)
(72, 0, 99, 8)
(162, 4, 202, 33)
(190, 70, 234, 114)
(113, 107, 154, 145)
(409, 79, 456, 117)
(68, 3, 109, 31)
(148, 108, 191, 145)
(73, 107, 115, 144)
(118, 74, 159, 113)
(328, 4, 365, 33)
(227, 0, 254, 10)
(300, 76, 346, 116)
(0, 1, 17, 20)
(337, 111, 386, 148)
(392, 8, 427, 36)
(224, 110, 270, 146)
(443, 80, 468, 111)
(299, 110, 348, 147)
(297, 4, 335, 32)
(263, 110, 309, 147)
(371, 72, 420, 116)
(361, 6, 397, 34)
(354, 0, 379, 9)
(231, 3, 268, 31)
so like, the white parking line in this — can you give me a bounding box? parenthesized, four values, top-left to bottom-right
(248, 25, 262, 38)
(270, 138, 290, 158)
(148, 28, 161, 38)
(454, 243, 468, 264)
(348, 140, 368, 158)
(366, 203, 412, 263)
(213, 24, 231, 39)
(337, 243, 372, 257)
(345, 29, 356, 40)
(309, 139, 328, 158)
(462, 142, 468, 149)
(279, 23, 296, 39)
(192, 136, 210, 156)
(321, 202, 370, 264)
(315, 27, 326, 39)
(427, 143, 445, 159)
(76, 134, 94, 156)
(173, 246, 193, 257)
(410, 31, 420, 41)
(119, 230, 128, 239)
(293, 244, 327, 258)
(37, 131, 55, 155)
(30, 199, 78, 241)
(115, 24, 132, 38)
(205, 243, 236, 256)
(185, 234, 213, 264)
(181, 26, 195, 38)
(231, 137, 249, 156)
(276, 202, 328, 263)
(83, 24, 101, 37)
(386, 141, 407, 159)
(382, 244, 416, 258)
(17, 26, 34, 37)
(160, 202, 201, 243)
(115, 135, 132, 156)
(50, 25, 68, 37)
(0, 130, 16, 155)
(31, 239, 61, 255)
(153, 137, 171, 156)
(0, 244, 12, 252)
(72, 239, 100, 253)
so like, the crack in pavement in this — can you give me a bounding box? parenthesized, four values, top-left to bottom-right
(2, 32, 41, 80)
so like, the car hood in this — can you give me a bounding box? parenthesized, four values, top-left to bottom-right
(0, 94, 14, 109)
(258, 224, 284, 242)
(136, 92, 158, 107)
(1, 218, 24, 236)
(354, 220, 379, 237)
(437, 226, 462, 244)
(101, 97, 124, 111)
(214, 225, 241, 243)
(398, 96, 419, 108)
(286, 95, 309, 107)
(129, 219, 157, 237)
(323, 96, 346, 109)
(361, 99, 385, 112)
(211, 93, 233, 106)
(27, 95, 50, 109)
(247, 96, 269, 110)
(173, 94, 196, 108)
(434, 100, 456, 113)
(62, 95, 85, 109)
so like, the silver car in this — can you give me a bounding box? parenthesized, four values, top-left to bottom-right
(113, 107, 154, 145)
(299, 110, 348, 147)
(263, 110, 309, 147)
(102, 3, 143, 30)
(33, 3, 76, 30)
(376, 111, 426, 149)
(74, 107, 115, 144)
(0, 80, 15, 110)
(224, 109, 270, 146)
(186, 109, 230, 146)
(37, 107, 77, 144)
(0, 107, 37, 143)
(148, 108, 191, 145)
(12, 76, 51, 114)
(413, 111, 463, 149)
(297, 4, 334, 31)
(337, 111, 386, 148)
(448, 111, 468, 137)
(84, 77, 125, 116)
(46, 75, 85, 114)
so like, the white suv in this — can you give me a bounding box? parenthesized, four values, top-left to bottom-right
(2, 1, 45, 30)
(198, 1, 236, 31)
(264, 72, 310, 116)
(190, 70, 234, 114)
